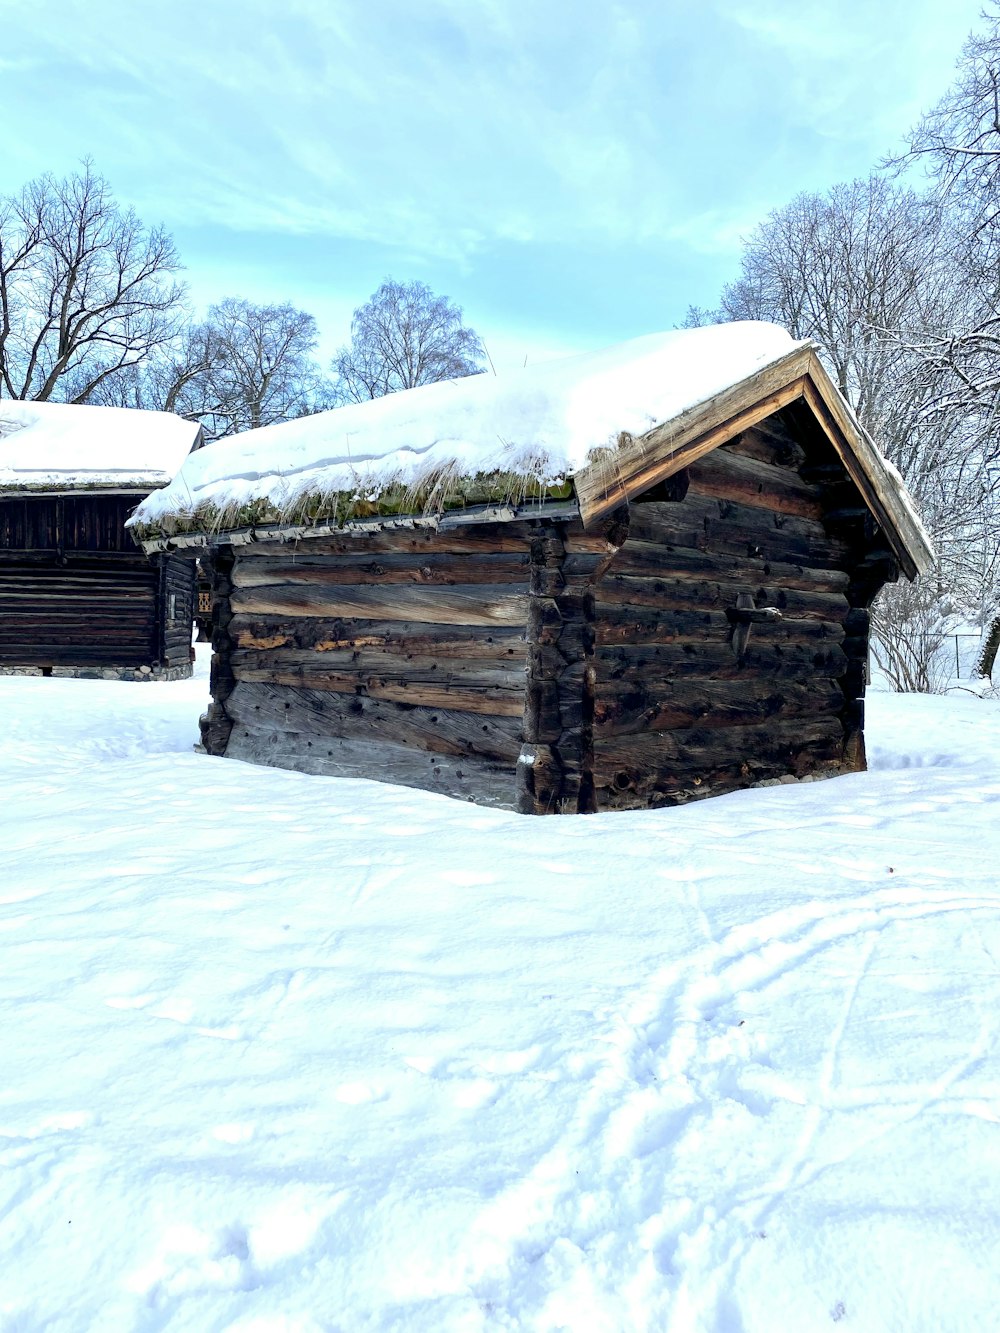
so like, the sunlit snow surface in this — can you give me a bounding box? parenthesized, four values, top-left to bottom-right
(0, 398, 200, 490)
(2, 659, 1000, 1331)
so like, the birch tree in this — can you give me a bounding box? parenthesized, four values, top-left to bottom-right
(332, 279, 485, 403)
(200, 299, 321, 435)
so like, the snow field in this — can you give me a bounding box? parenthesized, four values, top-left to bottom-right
(2, 661, 999, 1331)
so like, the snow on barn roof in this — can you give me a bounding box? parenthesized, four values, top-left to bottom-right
(127, 321, 933, 579)
(131, 322, 804, 532)
(0, 399, 202, 493)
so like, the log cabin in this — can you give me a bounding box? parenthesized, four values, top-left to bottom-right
(130, 323, 934, 811)
(0, 400, 202, 679)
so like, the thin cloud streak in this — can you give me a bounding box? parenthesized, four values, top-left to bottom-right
(0, 0, 988, 356)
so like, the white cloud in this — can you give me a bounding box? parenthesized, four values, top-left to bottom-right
(0, 0, 675, 255)
(0, 0, 988, 345)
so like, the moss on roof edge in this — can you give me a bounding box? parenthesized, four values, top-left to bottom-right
(127, 470, 576, 543)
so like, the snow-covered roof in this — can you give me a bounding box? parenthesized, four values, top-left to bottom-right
(128, 321, 933, 580)
(0, 399, 202, 492)
(131, 323, 804, 532)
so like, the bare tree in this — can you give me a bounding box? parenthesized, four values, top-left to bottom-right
(717, 175, 991, 547)
(332, 279, 485, 403)
(678, 304, 723, 329)
(201, 299, 321, 435)
(902, 6, 1000, 241)
(720, 177, 959, 435)
(70, 320, 216, 415)
(892, 8, 1000, 465)
(714, 173, 1000, 687)
(0, 162, 184, 403)
(870, 581, 957, 693)
(76, 301, 326, 438)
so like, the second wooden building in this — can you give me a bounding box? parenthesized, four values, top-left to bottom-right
(0, 400, 202, 679)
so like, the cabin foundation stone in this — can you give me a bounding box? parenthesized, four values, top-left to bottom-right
(0, 662, 191, 681)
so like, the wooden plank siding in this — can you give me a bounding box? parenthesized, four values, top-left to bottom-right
(161, 557, 196, 670)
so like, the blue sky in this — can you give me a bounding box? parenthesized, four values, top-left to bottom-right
(0, 0, 987, 370)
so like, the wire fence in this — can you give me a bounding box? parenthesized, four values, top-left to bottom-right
(884, 633, 984, 680)
(946, 634, 983, 679)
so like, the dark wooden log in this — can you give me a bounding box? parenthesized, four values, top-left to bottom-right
(515, 743, 563, 815)
(223, 680, 523, 762)
(518, 521, 598, 813)
(595, 572, 850, 623)
(595, 639, 850, 682)
(236, 522, 543, 559)
(635, 468, 690, 503)
(841, 635, 869, 662)
(686, 447, 826, 519)
(596, 747, 849, 811)
(230, 649, 525, 717)
(201, 547, 236, 754)
(725, 423, 807, 469)
(225, 726, 516, 806)
(604, 539, 850, 595)
(594, 603, 846, 647)
(229, 614, 527, 662)
(231, 550, 531, 589)
(593, 675, 847, 736)
(200, 701, 233, 754)
(593, 714, 846, 801)
(230, 646, 524, 686)
(230, 581, 529, 626)
(626, 496, 851, 567)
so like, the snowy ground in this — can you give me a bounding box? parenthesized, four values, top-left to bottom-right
(2, 656, 999, 1332)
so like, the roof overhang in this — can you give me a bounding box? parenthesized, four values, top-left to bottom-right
(136, 500, 583, 555)
(0, 485, 158, 498)
(572, 344, 934, 582)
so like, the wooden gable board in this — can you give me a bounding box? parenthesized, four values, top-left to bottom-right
(572, 345, 934, 583)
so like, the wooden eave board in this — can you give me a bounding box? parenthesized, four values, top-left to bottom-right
(0, 487, 151, 498)
(799, 359, 934, 581)
(572, 345, 934, 582)
(136, 500, 584, 556)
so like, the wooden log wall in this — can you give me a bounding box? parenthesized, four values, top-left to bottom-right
(0, 555, 160, 668)
(515, 515, 626, 814)
(201, 525, 539, 805)
(0, 493, 176, 670)
(194, 408, 899, 813)
(0, 493, 148, 554)
(590, 411, 886, 810)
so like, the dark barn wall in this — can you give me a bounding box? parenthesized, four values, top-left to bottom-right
(202, 525, 539, 806)
(0, 492, 193, 673)
(588, 411, 889, 811)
